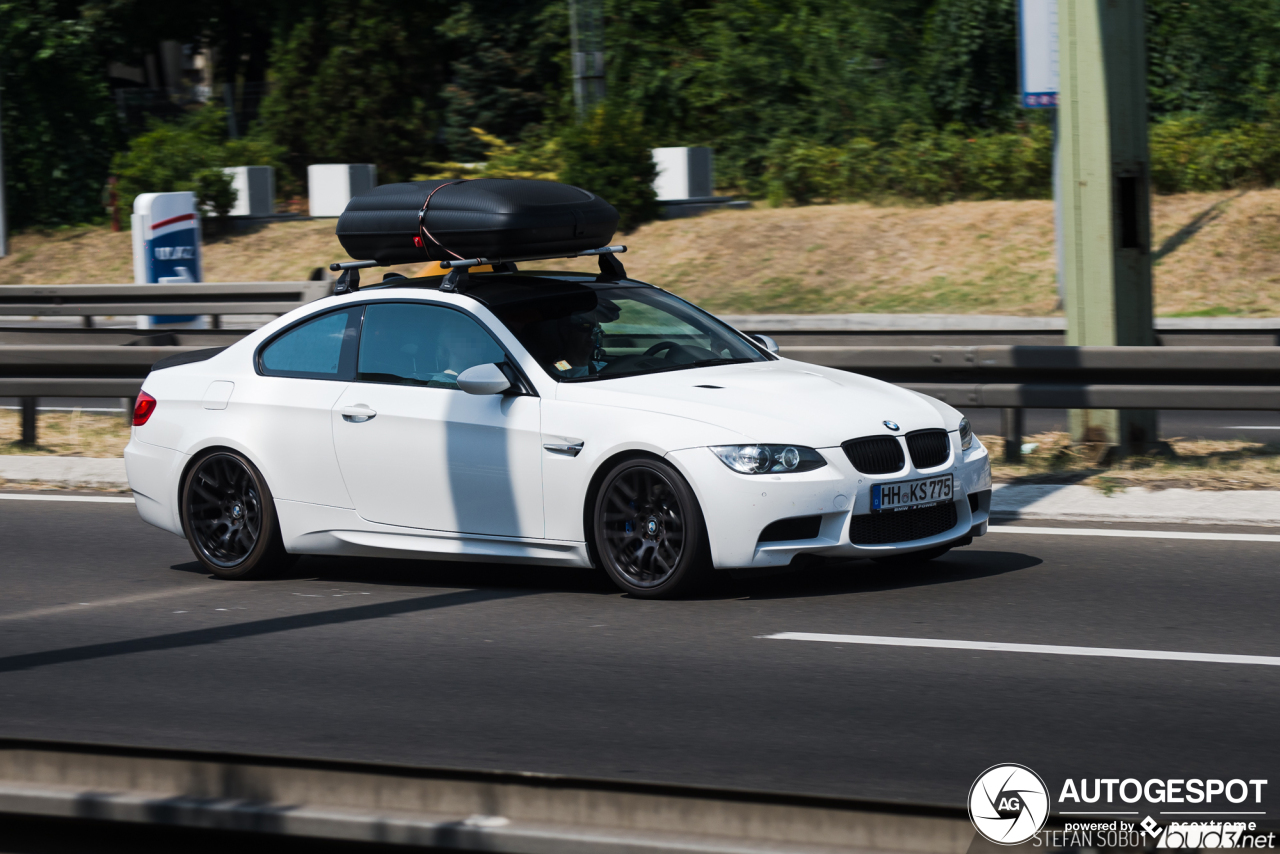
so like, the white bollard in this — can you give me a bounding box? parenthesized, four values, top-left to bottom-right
(307, 164, 377, 217)
(652, 147, 714, 201)
(223, 166, 276, 217)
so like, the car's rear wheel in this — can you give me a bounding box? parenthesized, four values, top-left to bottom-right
(592, 457, 709, 598)
(181, 450, 291, 580)
(871, 545, 952, 566)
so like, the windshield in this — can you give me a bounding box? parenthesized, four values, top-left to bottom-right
(486, 285, 769, 381)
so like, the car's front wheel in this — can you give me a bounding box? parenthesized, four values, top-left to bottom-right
(592, 457, 710, 598)
(181, 450, 291, 580)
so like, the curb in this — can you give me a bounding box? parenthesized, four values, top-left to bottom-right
(0, 456, 129, 490)
(992, 483, 1280, 527)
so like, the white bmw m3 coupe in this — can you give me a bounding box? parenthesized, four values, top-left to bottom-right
(125, 270, 992, 597)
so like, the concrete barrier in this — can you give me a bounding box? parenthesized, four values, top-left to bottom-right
(0, 739, 975, 854)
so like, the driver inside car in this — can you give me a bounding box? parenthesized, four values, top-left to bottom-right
(553, 299, 621, 378)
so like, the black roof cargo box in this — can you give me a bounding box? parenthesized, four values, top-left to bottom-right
(335, 178, 619, 266)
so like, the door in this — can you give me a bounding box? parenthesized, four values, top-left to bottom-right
(331, 301, 544, 539)
(248, 305, 361, 507)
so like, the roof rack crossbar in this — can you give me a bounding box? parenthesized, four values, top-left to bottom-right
(439, 245, 627, 270)
(329, 260, 379, 296)
(330, 260, 379, 272)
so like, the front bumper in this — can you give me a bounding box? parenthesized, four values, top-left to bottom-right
(667, 435, 992, 569)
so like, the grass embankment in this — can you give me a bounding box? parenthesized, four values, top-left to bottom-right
(3, 189, 1280, 316)
(986, 432, 1280, 492)
(3, 410, 1278, 491)
(0, 410, 130, 457)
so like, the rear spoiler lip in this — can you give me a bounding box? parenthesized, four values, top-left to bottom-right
(148, 347, 227, 374)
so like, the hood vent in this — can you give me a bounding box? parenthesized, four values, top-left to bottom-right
(906, 429, 950, 470)
(842, 435, 905, 475)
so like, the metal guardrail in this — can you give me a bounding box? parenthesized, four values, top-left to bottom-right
(0, 738, 975, 854)
(0, 282, 330, 326)
(0, 346, 216, 400)
(725, 314, 1280, 348)
(778, 343, 1280, 461)
(2, 330, 1278, 452)
(781, 344, 1280, 409)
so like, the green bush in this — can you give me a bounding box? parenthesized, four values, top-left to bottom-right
(763, 122, 1053, 205)
(1150, 113, 1280, 193)
(558, 102, 660, 233)
(112, 107, 280, 221)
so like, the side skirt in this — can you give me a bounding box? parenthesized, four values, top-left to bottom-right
(275, 499, 592, 568)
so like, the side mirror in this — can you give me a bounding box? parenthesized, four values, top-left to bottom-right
(457, 362, 512, 395)
(750, 333, 779, 354)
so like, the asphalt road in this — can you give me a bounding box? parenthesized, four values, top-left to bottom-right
(1, 497, 1278, 819)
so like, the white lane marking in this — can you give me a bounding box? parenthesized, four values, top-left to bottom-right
(989, 525, 1280, 543)
(1226, 426, 1280, 429)
(761, 632, 1280, 666)
(0, 586, 224, 623)
(0, 493, 133, 504)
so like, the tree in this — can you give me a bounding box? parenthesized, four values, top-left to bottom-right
(256, 0, 452, 188)
(436, 0, 566, 161)
(0, 0, 119, 229)
(920, 0, 1018, 129)
(558, 101, 658, 231)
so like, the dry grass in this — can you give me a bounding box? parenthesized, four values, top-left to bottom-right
(0, 409, 131, 457)
(3, 189, 1280, 315)
(988, 431, 1280, 492)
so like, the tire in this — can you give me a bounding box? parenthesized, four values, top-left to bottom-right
(591, 457, 710, 598)
(871, 545, 952, 566)
(181, 450, 291, 580)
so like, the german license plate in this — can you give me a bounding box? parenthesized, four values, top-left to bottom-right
(872, 475, 953, 512)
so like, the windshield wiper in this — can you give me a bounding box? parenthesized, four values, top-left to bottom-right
(686, 357, 755, 368)
(565, 356, 757, 383)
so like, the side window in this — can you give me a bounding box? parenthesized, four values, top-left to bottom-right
(259, 307, 361, 380)
(358, 303, 507, 390)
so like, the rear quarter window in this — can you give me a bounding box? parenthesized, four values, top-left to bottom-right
(259, 307, 362, 380)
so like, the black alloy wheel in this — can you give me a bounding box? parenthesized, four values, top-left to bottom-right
(182, 451, 290, 579)
(592, 457, 709, 598)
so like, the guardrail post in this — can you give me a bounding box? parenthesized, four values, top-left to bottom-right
(1001, 407, 1024, 463)
(121, 397, 134, 428)
(19, 397, 36, 445)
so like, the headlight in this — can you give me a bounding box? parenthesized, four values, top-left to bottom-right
(710, 444, 827, 474)
(958, 417, 974, 450)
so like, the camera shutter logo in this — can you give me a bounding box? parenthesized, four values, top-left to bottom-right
(968, 764, 1051, 845)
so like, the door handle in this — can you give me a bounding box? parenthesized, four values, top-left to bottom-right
(339, 405, 377, 423)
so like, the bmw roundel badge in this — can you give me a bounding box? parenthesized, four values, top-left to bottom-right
(884, 420, 900, 431)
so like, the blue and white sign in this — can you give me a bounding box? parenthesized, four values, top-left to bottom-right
(1019, 0, 1058, 108)
(131, 191, 203, 327)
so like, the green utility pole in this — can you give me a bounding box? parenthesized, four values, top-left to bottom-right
(569, 0, 605, 118)
(1057, 0, 1155, 455)
(0, 71, 7, 259)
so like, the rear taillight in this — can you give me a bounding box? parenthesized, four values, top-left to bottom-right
(133, 392, 156, 426)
